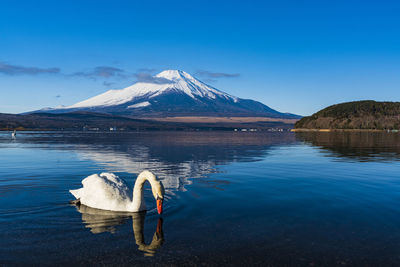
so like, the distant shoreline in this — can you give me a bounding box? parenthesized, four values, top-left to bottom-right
(141, 116, 298, 124)
(0, 113, 296, 132)
(0, 129, 293, 132)
(3, 128, 398, 133)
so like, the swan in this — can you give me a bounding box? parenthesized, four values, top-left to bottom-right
(69, 170, 164, 214)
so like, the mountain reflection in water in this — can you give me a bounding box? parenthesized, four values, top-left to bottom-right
(14, 131, 296, 193)
(75, 204, 164, 256)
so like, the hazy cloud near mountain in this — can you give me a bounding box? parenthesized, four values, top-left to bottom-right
(195, 70, 240, 79)
(0, 61, 60, 75)
(0, 62, 125, 80)
(71, 66, 127, 79)
(133, 71, 172, 84)
(103, 81, 116, 87)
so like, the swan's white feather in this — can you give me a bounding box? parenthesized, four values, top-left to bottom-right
(71, 173, 135, 212)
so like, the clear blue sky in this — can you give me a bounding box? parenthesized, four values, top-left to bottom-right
(1, 0, 399, 115)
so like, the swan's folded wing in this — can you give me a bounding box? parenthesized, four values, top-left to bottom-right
(79, 173, 132, 211)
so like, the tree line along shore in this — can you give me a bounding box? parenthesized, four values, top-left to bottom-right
(295, 100, 400, 131)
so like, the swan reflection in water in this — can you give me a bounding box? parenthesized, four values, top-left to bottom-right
(74, 204, 164, 256)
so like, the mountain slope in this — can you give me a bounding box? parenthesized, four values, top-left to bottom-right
(37, 70, 300, 119)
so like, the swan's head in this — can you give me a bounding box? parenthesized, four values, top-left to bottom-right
(151, 180, 165, 214)
(137, 170, 165, 214)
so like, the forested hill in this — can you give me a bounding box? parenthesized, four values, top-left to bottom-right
(295, 100, 400, 130)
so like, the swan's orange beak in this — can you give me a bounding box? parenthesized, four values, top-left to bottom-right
(157, 198, 163, 214)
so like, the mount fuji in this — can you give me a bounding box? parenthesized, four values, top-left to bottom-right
(37, 70, 299, 119)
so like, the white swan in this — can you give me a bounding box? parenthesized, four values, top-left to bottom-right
(69, 170, 165, 214)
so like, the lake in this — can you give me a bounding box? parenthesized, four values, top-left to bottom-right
(1, 131, 400, 266)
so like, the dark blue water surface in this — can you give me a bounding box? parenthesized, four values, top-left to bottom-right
(1, 131, 400, 266)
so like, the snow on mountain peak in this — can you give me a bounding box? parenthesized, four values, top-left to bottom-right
(156, 69, 188, 80)
(66, 70, 238, 109)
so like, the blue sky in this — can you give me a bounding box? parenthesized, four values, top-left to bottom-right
(1, 0, 399, 115)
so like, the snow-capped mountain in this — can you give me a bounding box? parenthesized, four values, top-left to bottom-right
(70, 70, 238, 108)
(39, 70, 299, 118)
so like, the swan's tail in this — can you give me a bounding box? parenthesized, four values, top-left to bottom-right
(69, 188, 82, 199)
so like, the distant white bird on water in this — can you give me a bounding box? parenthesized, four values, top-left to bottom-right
(11, 130, 16, 138)
(69, 170, 165, 214)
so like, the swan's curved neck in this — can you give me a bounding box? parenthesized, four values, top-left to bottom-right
(131, 171, 159, 211)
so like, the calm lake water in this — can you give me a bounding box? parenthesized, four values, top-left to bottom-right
(1, 131, 400, 266)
